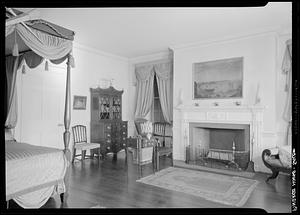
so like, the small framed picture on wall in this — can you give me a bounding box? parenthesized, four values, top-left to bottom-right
(73, 95, 87, 110)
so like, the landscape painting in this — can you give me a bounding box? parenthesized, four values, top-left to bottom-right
(193, 57, 243, 99)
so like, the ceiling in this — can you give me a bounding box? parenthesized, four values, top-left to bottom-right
(15, 3, 292, 59)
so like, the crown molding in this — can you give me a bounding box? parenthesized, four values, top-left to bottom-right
(129, 50, 172, 65)
(169, 25, 291, 52)
(73, 42, 129, 62)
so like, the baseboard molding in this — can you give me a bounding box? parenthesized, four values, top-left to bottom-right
(173, 160, 256, 178)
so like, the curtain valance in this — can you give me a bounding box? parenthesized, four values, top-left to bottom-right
(135, 61, 172, 81)
(135, 65, 155, 81)
(154, 62, 172, 80)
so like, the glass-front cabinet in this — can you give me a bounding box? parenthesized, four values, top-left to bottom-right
(90, 86, 127, 160)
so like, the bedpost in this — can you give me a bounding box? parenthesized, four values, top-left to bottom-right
(61, 54, 72, 205)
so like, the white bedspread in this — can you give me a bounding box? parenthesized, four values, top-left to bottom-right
(5, 141, 68, 208)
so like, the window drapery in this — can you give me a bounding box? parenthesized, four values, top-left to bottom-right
(281, 39, 292, 146)
(134, 61, 173, 123)
(281, 39, 292, 122)
(134, 65, 155, 119)
(154, 62, 173, 123)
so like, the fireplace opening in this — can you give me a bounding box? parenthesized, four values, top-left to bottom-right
(187, 123, 251, 171)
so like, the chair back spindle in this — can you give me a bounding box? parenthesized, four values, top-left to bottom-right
(72, 125, 87, 144)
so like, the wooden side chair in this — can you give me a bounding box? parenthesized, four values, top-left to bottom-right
(72, 125, 101, 163)
(153, 122, 173, 171)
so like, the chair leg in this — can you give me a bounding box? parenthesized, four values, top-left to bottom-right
(82, 150, 86, 161)
(90, 149, 94, 159)
(156, 153, 160, 171)
(72, 149, 76, 163)
(60, 193, 64, 203)
(125, 148, 128, 164)
(152, 161, 155, 174)
(98, 148, 101, 161)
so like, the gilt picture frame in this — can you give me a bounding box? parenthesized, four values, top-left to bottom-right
(193, 57, 243, 99)
(73, 95, 87, 110)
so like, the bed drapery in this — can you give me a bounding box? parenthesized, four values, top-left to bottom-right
(5, 17, 75, 130)
(5, 56, 19, 129)
(6, 23, 73, 60)
(5, 8, 75, 208)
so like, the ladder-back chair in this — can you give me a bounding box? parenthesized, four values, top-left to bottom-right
(153, 122, 173, 171)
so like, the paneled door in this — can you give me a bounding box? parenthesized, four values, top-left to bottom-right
(19, 64, 66, 149)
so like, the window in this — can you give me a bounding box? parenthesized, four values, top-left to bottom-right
(153, 75, 165, 123)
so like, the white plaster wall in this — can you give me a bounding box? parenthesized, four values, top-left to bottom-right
(14, 44, 130, 152)
(172, 32, 291, 172)
(70, 44, 130, 144)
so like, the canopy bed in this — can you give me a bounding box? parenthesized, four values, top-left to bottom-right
(5, 8, 75, 208)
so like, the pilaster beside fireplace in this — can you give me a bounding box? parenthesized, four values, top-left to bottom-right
(178, 105, 265, 172)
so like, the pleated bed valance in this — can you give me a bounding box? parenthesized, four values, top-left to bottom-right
(6, 23, 74, 61)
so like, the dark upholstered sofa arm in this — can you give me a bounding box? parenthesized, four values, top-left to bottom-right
(262, 148, 291, 182)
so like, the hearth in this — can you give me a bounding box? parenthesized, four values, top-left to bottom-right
(186, 123, 251, 171)
(176, 104, 265, 172)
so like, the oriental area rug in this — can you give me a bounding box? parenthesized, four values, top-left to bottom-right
(137, 167, 259, 207)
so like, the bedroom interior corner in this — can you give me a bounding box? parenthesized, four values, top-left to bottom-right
(4, 3, 294, 213)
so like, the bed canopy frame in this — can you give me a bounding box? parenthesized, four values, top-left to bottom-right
(5, 8, 75, 204)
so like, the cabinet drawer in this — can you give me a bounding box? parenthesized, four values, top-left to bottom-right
(120, 130, 127, 136)
(105, 132, 111, 138)
(121, 123, 127, 129)
(104, 124, 112, 132)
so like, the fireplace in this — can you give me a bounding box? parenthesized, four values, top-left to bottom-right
(175, 104, 265, 172)
(187, 123, 250, 171)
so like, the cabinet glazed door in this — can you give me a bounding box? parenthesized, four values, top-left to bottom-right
(112, 96, 122, 120)
(99, 95, 111, 120)
(91, 95, 99, 121)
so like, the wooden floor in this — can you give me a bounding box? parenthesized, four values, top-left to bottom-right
(9, 150, 291, 212)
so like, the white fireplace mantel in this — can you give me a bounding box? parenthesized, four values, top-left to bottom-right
(177, 104, 265, 124)
(177, 104, 266, 171)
